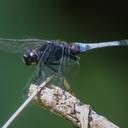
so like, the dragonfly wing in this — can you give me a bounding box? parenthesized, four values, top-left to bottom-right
(0, 38, 50, 53)
(30, 43, 58, 85)
(31, 42, 68, 85)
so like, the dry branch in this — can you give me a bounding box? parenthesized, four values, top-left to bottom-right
(2, 76, 53, 128)
(28, 84, 119, 128)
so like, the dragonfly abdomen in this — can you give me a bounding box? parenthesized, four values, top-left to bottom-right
(73, 39, 128, 53)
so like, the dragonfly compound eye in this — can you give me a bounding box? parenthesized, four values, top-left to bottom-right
(23, 49, 39, 65)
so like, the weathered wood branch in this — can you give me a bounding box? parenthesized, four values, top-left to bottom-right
(28, 84, 119, 128)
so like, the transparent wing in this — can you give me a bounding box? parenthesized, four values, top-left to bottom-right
(0, 38, 50, 53)
(30, 42, 71, 86)
(30, 42, 60, 85)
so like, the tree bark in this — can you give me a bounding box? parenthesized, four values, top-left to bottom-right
(28, 84, 119, 128)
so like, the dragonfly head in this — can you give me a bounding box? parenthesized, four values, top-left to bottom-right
(23, 49, 39, 65)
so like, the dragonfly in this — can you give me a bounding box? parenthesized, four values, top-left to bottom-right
(0, 38, 128, 88)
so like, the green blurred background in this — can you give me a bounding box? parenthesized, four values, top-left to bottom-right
(0, 0, 128, 127)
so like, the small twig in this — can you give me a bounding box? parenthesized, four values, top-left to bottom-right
(2, 75, 53, 128)
(28, 84, 119, 128)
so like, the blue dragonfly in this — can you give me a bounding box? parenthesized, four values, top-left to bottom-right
(0, 38, 127, 88)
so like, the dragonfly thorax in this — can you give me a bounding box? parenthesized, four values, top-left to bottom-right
(23, 49, 39, 65)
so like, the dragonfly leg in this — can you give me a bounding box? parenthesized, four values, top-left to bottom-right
(31, 69, 44, 85)
(49, 62, 60, 65)
(46, 65, 59, 73)
(47, 65, 72, 91)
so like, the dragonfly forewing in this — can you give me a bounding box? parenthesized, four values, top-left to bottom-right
(0, 38, 50, 53)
